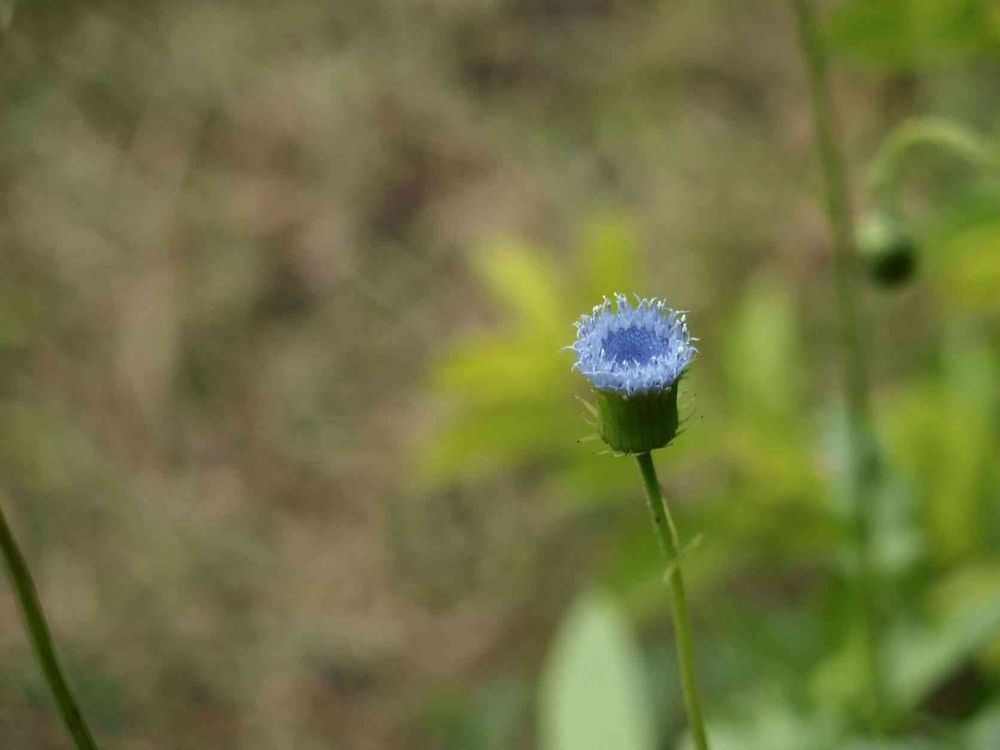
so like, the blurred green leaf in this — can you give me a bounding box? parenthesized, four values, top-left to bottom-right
(720, 276, 819, 505)
(580, 213, 641, 304)
(829, 0, 1000, 68)
(412, 687, 488, 750)
(540, 592, 656, 750)
(965, 702, 1000, 749)
(678, 698, 837, 750)
(813, 564, 1000, 718)
(934, 215, 1000, 312)
(839, 739, 936, 750)
(888, 564, 1000, 712)
(809, 629, 868, 720)
(882, 328, 998, 564)
(417, 398, 570, 483)
(473, 239, 565, 333)
(477, 675, 530, 750)
(723, 276, 804, 420)
(432, 335, 566, 408)
(418, 230, 641, 505)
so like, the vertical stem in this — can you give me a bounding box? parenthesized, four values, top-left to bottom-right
(0, 501, 99, 750)
(636, 452, 710, 750)
(790, 0, 887, 730)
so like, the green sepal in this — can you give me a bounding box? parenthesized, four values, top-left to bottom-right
(594, 381, 680, 455)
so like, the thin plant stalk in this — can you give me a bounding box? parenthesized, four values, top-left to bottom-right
(636, 452, 710, 750)
(0, 501, 99, 750)
(790, 0, 887, 729)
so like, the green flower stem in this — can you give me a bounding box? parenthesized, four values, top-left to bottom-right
(869, 117, 1000, 209)
(636, 452, 710, 750)
(0, 501, 99, 750)
(790, 0, 887, 730)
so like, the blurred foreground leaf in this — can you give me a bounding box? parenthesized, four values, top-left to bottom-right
(811, 564, 1000, 722)
(677, 695, 837, 750)
(829, 0, 1000, 68)
(540, 592, 656, 750)
(881, 329, 998, 566)
(934, 213, 1000, 312)
(473, 239, 564, 333)
(417, 220, 639, 500)
(965, 702, 1000, 749)
(888, 564, 1000, 713)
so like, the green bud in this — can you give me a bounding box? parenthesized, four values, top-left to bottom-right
(857, 212, 916, 288)
(595, 383, 680, 455)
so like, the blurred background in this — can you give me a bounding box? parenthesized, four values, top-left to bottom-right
(2, 1, 1000, 748)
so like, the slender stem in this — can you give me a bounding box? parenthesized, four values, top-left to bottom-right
(790, 0, 887, 730)
(635, 452, 710, 750)
(0, 501, 99, 750)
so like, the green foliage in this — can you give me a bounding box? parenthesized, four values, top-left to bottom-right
(411, 675, 530, 750)
(417, 214, 643, 498)
(681, 699, 837, 750)
(419, 205, 1000, 745)
(888, 564, 1000, 713)
(421, 203, 1000, 740)
(966, 702, 1000, 749)
(720, 276, 819, 505)
(540, 592, 656, 750)
(880, 328, 998, 566)
(829, 0, 1000, 68)
(932, 209, 1000, 312)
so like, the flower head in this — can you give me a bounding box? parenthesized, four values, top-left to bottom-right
(568, 294, 695, 454)
(570, 293, 695, 397)
(857, 211, 916, 288)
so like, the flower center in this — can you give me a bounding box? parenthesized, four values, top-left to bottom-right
(601, 326, 666, 365)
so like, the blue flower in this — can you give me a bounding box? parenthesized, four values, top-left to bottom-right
(569, 293, 695, 397)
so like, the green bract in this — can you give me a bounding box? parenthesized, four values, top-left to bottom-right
(595, 382, 680, 454)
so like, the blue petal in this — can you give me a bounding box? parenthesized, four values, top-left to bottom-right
(569, 294, 695, 396)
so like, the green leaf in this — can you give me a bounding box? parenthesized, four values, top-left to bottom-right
(818, 565, 1000, 718)
(829, 0, 1000, 68)
(579, 213, 640, 304)
(723, 275, 805, 423)
(935, 214, 1000, 313)
(431, 335, 567, 407)
(839, 739, 936, 750)
(883, 329, 999, 564)
(720, 277, 819, 504)
(889, 564, 1000, 712)
(473, 239, 564, 332)
(540, 592, 656, 750)
(677, 698, 836, 750)
(965, 702, 1000, 750)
